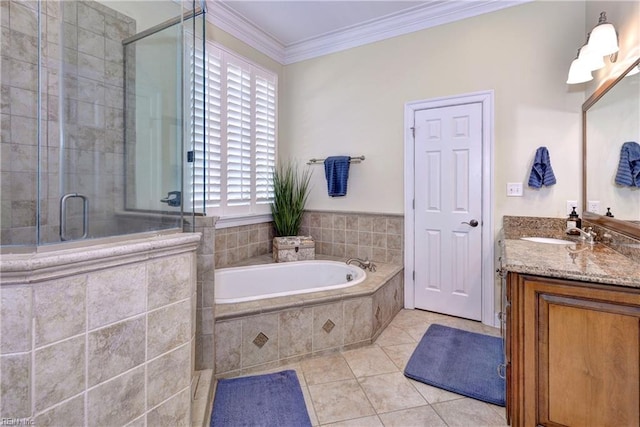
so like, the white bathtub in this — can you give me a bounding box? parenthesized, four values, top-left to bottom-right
(215, 260, 367, 304)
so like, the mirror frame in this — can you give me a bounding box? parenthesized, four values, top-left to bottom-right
(582, 57, 640, 239)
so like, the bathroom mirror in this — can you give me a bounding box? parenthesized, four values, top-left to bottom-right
(582, 57, 640, 238)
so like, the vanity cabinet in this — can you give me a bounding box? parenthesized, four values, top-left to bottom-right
(506, 272, 640, 427)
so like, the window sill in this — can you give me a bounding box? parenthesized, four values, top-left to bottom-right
(214, 213, 273, 229)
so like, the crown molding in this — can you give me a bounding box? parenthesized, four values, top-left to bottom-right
(206, 1, 286, 64)
(207, 0, 531, 65)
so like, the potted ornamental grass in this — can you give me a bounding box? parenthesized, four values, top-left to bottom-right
(270, 162, 314, 262)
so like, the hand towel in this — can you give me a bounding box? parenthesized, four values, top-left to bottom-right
(324, 156, 350, 197)
(528, 146, 557, 188)
(614, 141, 640, 187)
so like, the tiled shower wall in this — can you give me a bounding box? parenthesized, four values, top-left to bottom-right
(0, 0, 134, 245)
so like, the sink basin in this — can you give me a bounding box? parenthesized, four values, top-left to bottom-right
(520, 237, 573, 245)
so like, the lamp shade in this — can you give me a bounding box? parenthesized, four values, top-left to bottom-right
(578, 44, 605, 71)
(567, 57, 593, 84)
(588, 14, 618, 56)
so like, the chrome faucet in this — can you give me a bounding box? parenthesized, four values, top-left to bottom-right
(566, 226, 597, 244)
(346, 257, 377, 272)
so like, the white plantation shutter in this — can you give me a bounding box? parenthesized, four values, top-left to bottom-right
(255, 73, 276, 204)
(226, 61, 252, 208)
(191, 42, 277, 217)
(192, 45, 222, 209)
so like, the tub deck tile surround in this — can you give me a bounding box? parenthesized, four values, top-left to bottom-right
(214, 255, 404, 378)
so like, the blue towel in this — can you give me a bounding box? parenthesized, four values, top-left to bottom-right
(528, 146, 557, 188)
(324, 156, 350, 197)
(614, 141, 640, 187)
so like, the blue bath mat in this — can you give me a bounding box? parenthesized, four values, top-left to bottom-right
(404, 324, 505, 406)
(210, 370, 311, 427)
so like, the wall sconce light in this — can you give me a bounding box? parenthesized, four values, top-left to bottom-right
(587, 12, 619, 58)
(567, 11, 618, 85)
(567, 49, 593, 84)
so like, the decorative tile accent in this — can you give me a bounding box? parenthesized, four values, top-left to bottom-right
(253, 332, 269, 348)
(242, 314, 278, 367)
(322, 319, 336, 334)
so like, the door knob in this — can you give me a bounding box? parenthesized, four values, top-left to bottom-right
(461, 219, 479, 227)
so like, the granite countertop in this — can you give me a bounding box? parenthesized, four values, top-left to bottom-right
(501, 239, 640, 288)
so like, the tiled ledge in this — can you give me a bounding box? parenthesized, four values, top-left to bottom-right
(1, 232, 202, 285)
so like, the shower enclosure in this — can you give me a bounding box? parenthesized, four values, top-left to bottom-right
(0, 0, 206, 250)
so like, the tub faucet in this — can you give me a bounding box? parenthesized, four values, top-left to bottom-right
(566, 226, 597, 244)
(346, 257, 377, 272)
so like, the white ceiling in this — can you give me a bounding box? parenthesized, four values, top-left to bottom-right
(205, 0, 529, 64)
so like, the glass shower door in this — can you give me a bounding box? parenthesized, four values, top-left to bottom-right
(123, 23, 184, 218)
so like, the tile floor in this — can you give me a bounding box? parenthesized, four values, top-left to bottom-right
(247, 308, 508, 427)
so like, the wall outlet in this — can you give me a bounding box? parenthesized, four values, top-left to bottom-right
(506, 182, 523, 197)
(566, 200, 578, 215)
(588, 200, 600, 214)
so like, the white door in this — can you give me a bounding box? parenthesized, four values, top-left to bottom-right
(413, 102, 483, 320)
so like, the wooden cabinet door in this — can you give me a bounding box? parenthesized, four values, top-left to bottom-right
(523, 277, 640, 427)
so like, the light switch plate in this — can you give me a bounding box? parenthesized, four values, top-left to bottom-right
(588, 200, 600, 214)
(507, 183, 523, 197)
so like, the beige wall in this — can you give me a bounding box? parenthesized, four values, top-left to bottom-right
(279, 1, 587, 232)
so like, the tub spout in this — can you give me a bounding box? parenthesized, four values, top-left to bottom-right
(346, 257, 376, 272)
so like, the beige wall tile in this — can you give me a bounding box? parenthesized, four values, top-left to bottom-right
(242, 313, 279, 367)
(147, 387, 190, 427)
(312, 302, 344, 351)
(279, 308, 313, 358)
(35, 335, 85, 412)
(87, 264, 146, 329)
(197, 333, 215, 371)
(147, 344, 190, 408)
(87, 366, 145, 427)
(35, 394, 84, 427)
(147, 299, 190, 359)
(1, 285, 31, 353)
(147, 253, 192, 310)
(124, 415, 146, 427)
(87, 315, 145, 387)
(0, 353, 30, 418)
(34, 276, 86, 347)
(344, 298, 373, 345)
(214, 320, 241, 373)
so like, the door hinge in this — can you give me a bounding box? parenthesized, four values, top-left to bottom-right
(412, 271, 415, 281)
(187, 150, 194, 163)
(410, 127, 415, 138)
(412, 199, 415, 210)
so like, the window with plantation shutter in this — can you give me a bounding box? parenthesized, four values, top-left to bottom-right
(191, 42, 277, 220)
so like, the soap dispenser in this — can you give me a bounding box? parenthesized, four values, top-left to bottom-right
(566, 207, 581, 235)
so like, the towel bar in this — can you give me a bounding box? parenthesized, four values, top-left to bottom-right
(307, 155, 365, 165)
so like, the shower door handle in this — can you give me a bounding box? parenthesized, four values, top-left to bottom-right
(461, 219, 479, 227)
(60, 193, 89, 241)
